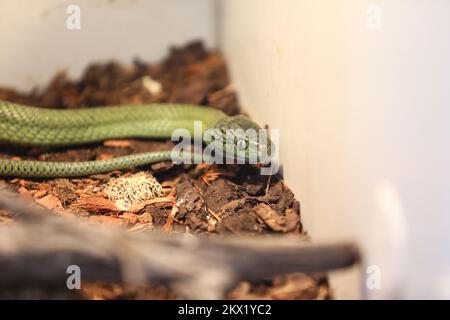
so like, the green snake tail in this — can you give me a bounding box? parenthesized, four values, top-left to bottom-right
(0, 152, 174, 178)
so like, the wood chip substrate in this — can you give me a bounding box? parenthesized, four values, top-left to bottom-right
(0, 41, 332, 300)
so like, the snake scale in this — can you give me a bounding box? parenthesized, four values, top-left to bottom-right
(0, 100, 269, 178)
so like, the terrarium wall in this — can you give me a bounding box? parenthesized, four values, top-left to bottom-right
(220, 0, 450, 299)
(0, 0, 217, 91)
(3, 0, 450, 300)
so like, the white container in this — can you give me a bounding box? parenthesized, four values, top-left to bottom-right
(2, 0, 450, 299)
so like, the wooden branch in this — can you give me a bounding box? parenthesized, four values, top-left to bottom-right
(0, 191, 359, 299)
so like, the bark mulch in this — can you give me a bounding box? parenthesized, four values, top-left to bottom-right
(0, 41, 331, 300)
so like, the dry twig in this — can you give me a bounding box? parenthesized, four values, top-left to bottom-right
(0, 190, 359, 299)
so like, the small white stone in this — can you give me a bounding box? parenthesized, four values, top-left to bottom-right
(141, 76, 162, 95)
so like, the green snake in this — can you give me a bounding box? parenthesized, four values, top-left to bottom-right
(0, 100, 270, 178)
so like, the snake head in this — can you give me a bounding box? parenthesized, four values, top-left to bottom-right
(207, 115, 273, 164)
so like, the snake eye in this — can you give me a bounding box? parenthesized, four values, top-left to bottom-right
(237, 139, 247, 151)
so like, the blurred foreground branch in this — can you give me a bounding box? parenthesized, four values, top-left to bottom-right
(0, 191, 359, 299)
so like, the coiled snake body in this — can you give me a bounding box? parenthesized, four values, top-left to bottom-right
(0, 101, 268, 178)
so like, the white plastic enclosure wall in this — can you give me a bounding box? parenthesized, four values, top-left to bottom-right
(221, 0, 450, 299)
(0, 0, 217, 91)
(2, 0, 450, 300)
